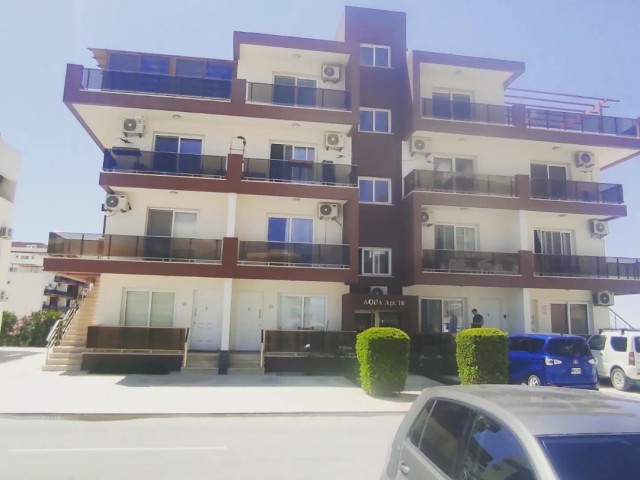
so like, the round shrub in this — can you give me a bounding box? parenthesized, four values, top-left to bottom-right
(456, 328, 508, 384)
(356, 327, 410, 397)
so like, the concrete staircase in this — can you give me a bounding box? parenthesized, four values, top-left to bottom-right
(42, 278, 100, 372)
(228, 352, 264, 374)
(182, 352, 219, 374)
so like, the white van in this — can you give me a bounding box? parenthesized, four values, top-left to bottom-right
(587, 329, 640, 391)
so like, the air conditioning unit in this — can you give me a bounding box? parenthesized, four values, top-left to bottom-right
(104, 194, 130, 213)
(421, 210, 431, 224)
(318, 202, 339, 220)
(122, 116, 145, 137)
(594, 290, 614, 307)
(325, 132, 346, 150)
(410, 136, 432, 157)
(321, 64, 341, 83)
(0, 227, 13, 239)
(0, 290, 7, 302)
(575, 151, 595, 170)
(370, 286, 388, 295)
(590, 219, 609, 238)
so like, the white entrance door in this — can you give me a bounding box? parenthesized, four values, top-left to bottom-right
(477, 299, 502, 330)
(234, 292, 263, 351)
(190, 290, 222, 351)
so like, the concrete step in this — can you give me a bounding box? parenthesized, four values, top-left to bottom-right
(52, 346, 85, 354)
(58, 341, 87, 347)
(227, 367, 265, 375)
(43, 360, 81, 368)
(182, 368, 218, 374)
(42, 364, 81, 372)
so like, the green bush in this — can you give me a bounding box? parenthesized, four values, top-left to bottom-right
(0, 310, 62, 347)
(456, 328, 508, 385)
(356, 327, 410, 397)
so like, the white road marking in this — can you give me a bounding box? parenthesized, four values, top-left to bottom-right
(9, 446, 227, 453)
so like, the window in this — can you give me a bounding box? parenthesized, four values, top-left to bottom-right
(359, 248, 391, 275)
(270, 143, 316, 182)
(358, 177, 391, 204)
(435, 225, 476, 251)
(360, 44, 390, 67)
(432, 91, 472, 120)
(420, 298, 465, 333)
(611, 336, 628, 352)
(270, 143, 315, 162)
(124, 291, 175, 327)
(267, 217, 313, 243)
(534, 230, 572, 255)
(273, 75, 317, 107)
(154, 136, 203, 174)
(176, 59, 206, 77)
(531, 163, 569, 199)
(108, 53, 139, 72)
(408, 399, 435, 446)
(462, 413, 536, 480)
(588, 335, 606, 350)
(139, 55, 170, 74)
(147, 210, 197, 238)
(278, 295, 326, 330)
(359, 108, 391, 133)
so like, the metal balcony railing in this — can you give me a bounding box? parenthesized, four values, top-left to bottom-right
(243, 158, 357, 186)
(530, 179, 624, 204)
(422, 98, 513, 125)
(103, 149, 226, 177)
(81, 68, 232, 100)
(247, 82, 351, 110)
(423, 249, 520, 275)
(238, 241, 349, 268)
(48, 233, 222, 263)
(404, 170, 516, 197)
(534, 254, 640, 279)
(525, 108, 638, 137)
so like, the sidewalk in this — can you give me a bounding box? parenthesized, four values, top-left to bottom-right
(0, 347, 441, 415)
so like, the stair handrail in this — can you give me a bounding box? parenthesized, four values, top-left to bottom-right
(182, 328, 190, 369)
(45, 304, 80, 361)
(610, 308, 635, 330)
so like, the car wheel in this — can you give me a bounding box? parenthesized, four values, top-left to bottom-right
(611, 368, 631, 391)
(527, 374, 542, 386)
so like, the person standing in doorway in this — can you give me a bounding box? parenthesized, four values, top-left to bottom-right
(448, 311, 458, 333)
(471, 309, 484, 328)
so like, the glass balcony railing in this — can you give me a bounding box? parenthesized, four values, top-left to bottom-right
(423, 249, 520, 275)
(421, 98, 513, 125)
(404, 170, 516, 197)
(247, 83, 351, 110)
(48, 233, 222, 263)
(81, 68, 232, 100)
(262, 330, 356, 355)
(534, 254, 640, 279)
(243, 158, 357, 186)
(525, 108, 638, 137)
(103, 149, 226, 177)
(530, 179, 624, 204)
(238, 241, 349, 268)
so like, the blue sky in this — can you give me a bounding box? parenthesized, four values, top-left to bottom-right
(1, 0, 640, 323)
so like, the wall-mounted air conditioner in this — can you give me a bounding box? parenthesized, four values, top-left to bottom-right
(410, 136, 432, 157)
(325, 132, 346, 150)
(370, 286, 388, 295)
(122, 116, 145, 137)
(321, 64, 341, 83)
(104, 194, 130, 213)
(0, 227, 13, 239)
(594, 290, 614, 306)
(589, 219, 609, 238)
(318, 203, 339, 220)
(575, 151, 595, 170)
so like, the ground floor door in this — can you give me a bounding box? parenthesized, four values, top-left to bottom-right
(477, 299, 502, 330)
(190, 290, 222, 351)
(234, 292, 263, 351)
(551, 303, 569, 333)
(550, 302, 589, 334)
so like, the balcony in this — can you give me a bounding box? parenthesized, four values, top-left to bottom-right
(423, 249, 520, 275)
(48, 233, 222, 263)
(534, 254, 640, 280)
(525, 108, 638, 137)
(404, 170, 515, 197)
(243, 158, 357, 186)
(103, 149, 226, 178)
(81, 68, 232, 100)
(247, 83, 351, 110)
(422, 98, 513, 125)
(238, 241, 349, 268)
(531, 179, 624, 204)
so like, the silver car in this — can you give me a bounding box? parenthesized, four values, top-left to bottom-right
(381, 385, 640, 480)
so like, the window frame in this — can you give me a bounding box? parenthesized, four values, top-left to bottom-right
(434, 224, 478, 251)
(420, 298, 466, 333)
(359, 108, 391, 133)
(360, 44, 391, 68)
(269, 142, 317, 163)
(359, 247, 392, 276)
(358, 177, 392, 204)
(610, 336, 628, 352)
(121, 289, 176, 328)
(277, 294, 327, 331)
(534, 229, 573, 256)
(146, 208, 199, 238)
(266, 215, 314, 244)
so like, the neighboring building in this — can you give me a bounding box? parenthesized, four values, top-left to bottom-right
(5, 242, 81, 318)
(0, 138, 20, 327)
(45, 7, 640, 368)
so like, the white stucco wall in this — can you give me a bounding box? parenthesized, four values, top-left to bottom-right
(418, 63, 507, 105)
(4, 271, 54, 318)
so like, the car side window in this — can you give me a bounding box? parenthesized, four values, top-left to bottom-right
(611, 336, 628, 352)
(417, 400, 474, 476)
(588, 335, 606, 351)
(509, 338, 526, 352)
(461, 413, 537, 480)
(408, 399, 435, 447)
(634, 337, 640, 353)
(527, 338, 545, 353)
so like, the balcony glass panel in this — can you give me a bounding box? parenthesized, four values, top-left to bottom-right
(47, 233, 222, 263)
(422, 98, 513, 125)
(243, 158, 357, 186)
(422, 250, 520, 275)
(247, 82, 351, 110)
(404, 170, 515, 197)
(81, 68, 232, 99)
(103, 149, 226, 177)
(530, 179, 624, 204)
(534, 254, 640, 279)
(525, 108, 638, 137)
(238, 241, 349, 268)
(263, 330, 356, 355)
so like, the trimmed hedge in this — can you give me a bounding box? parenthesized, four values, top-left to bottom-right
(356, 327, 410, 397)
(456, 328, 508, 384)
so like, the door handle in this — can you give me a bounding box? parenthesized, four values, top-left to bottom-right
(399, 461, 410, 476)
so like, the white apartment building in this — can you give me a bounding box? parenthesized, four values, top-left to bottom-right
(0, 138, 20, 326)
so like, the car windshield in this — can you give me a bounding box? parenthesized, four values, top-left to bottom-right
(539, 434, 640, 480)
(546, 338, 591, 356)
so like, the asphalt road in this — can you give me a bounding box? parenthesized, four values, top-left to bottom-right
(0, 414, 403, 480)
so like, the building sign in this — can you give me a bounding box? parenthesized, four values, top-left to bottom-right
(356, 296, 407, 310)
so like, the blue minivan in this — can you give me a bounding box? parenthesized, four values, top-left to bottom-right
(508, 333, 598, 389)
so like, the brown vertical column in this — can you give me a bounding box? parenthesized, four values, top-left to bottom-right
(515, 174, 531, 202)
(518, 250, 534, 280)
(342, 194, 360, 283)
(222, 237, 239, 273)
(511, 103, 528, 130)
